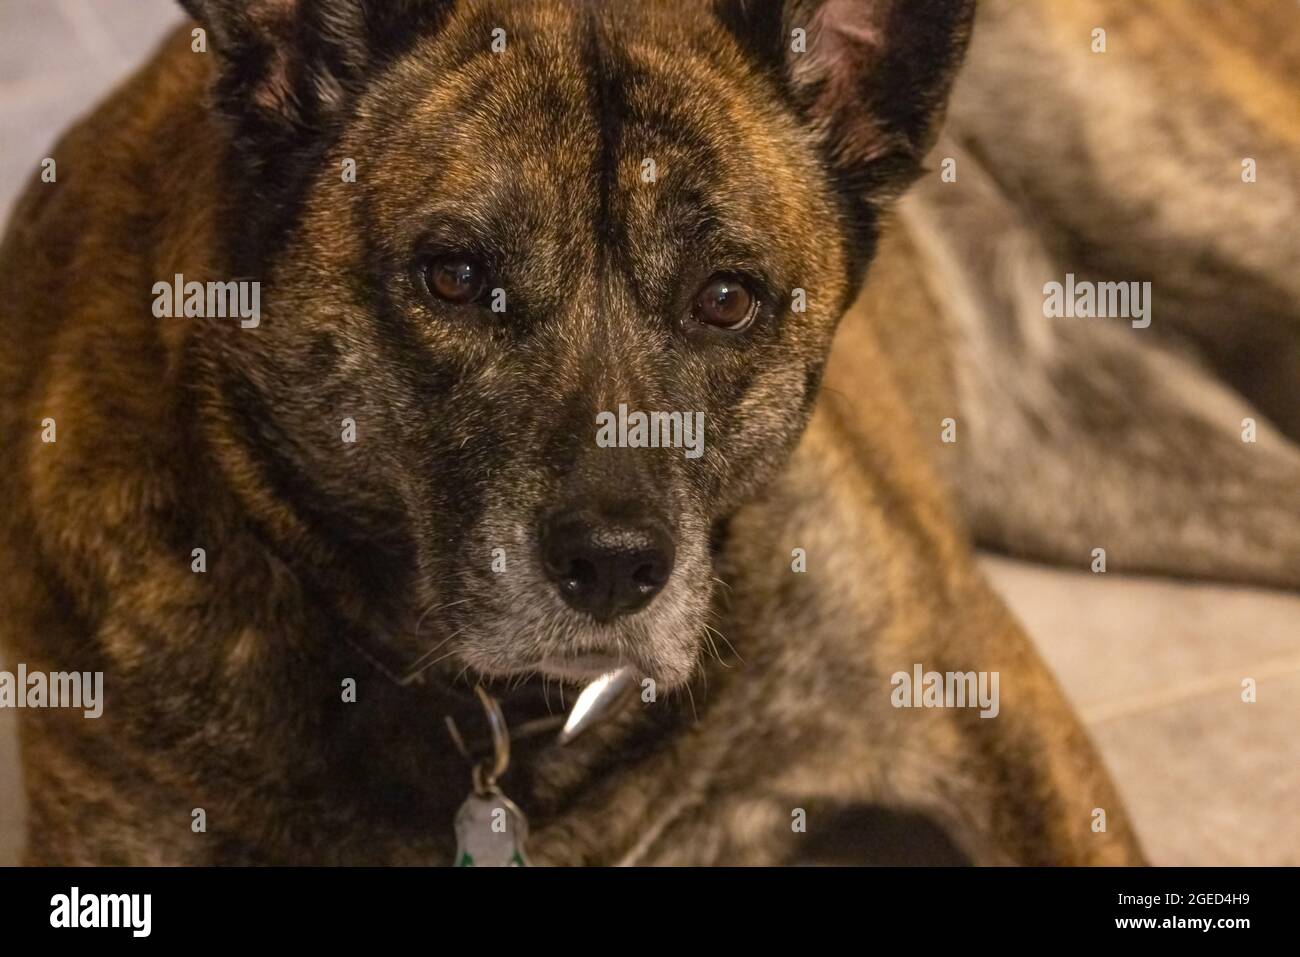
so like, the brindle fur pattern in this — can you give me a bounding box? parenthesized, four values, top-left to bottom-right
(897, 0, 1300, 590)
(23, 0, 1298, 864)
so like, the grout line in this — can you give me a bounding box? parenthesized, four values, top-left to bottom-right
(1082, 653, 1300, 726)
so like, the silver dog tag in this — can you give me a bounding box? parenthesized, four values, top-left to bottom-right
(454, 787, 531, 867)
(447, 685, 531, 866)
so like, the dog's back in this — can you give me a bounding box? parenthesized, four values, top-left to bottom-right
(839, 0, 1300, 590)
(952, 0, 1300, 425)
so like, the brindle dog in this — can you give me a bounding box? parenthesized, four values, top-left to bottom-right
(0, 0, 1186, 864)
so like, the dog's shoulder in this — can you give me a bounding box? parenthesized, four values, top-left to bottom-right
(0, 24, 228, 613)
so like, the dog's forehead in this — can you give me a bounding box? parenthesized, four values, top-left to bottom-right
(364, 0, 791, 192)
(353, 1, 829, 275)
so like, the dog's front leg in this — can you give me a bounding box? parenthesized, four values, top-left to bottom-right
(615, 583, 1147, 866)
(718, 398, 1148, 865)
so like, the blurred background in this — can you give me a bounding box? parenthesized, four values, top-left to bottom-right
(1, 0, 1298, 867)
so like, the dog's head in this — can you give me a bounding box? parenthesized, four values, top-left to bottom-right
(187, 0, 973, 689)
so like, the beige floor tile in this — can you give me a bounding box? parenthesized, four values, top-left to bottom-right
(984, 554, 1300, 865)
(980, 554, 1300, 714)
(1091, 669, 1300, 866)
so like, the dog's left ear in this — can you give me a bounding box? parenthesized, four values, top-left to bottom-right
(181, 0, 452, 162)
(717, 0, 976, 199)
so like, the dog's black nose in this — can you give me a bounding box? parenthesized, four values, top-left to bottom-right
(541, 507, 676, 621)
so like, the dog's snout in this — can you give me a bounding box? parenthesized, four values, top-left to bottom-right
(541, 506, 676, 621)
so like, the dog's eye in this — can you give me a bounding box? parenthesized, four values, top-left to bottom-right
(691, 274, 757, 331)
(422, 255, 486, 305)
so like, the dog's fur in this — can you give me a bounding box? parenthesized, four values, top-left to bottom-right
(2, 0, 1293, 865)
(902, 0, 1300, 590)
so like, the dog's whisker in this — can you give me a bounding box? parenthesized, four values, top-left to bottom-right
(702, 622, 741, 666)
(403, 625, 465, 674)
(413, 595, 474, 639)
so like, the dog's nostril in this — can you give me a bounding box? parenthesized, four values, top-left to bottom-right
(632, 560, 668, 592)
(558, 557, 598, 595)
(541, 506, 676, 622)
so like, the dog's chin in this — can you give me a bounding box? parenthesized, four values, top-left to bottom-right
(460, 649, 698, 690)
(526, 653, 631, 684)
(448, 628, 702, 691)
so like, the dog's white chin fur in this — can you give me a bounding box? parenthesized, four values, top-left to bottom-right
(530, 653, 628, 683)
(454, 622, 703, 691)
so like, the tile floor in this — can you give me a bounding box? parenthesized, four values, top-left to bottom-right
(1, 0, 1297, 867)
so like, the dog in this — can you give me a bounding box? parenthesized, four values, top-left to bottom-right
(16, 0, 1292, 865)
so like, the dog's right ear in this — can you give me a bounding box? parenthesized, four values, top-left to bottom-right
(181, 0, 452, 158)
(716, 0, 976, 202)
